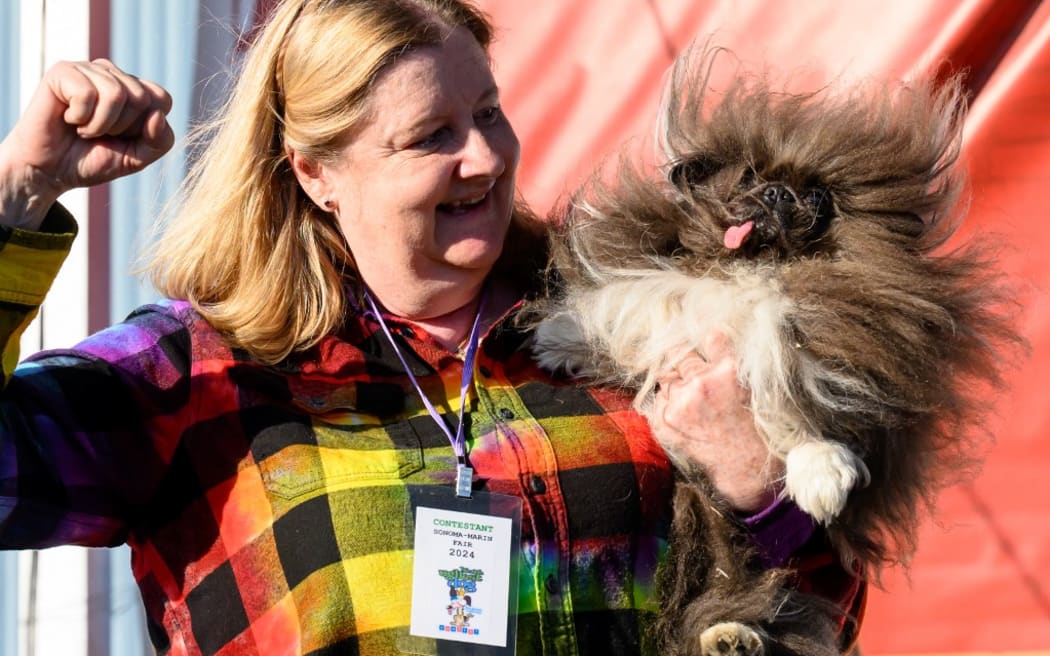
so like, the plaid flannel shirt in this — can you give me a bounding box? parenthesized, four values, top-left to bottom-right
(0, 204, 862, 655)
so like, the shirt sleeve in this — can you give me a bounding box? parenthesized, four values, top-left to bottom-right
(789, 529, 868, 654)
(0, 205, 194, 549)
(0, 203, 78, 384)
(740, 495, 816, 568)
(743, 496, 865, 652)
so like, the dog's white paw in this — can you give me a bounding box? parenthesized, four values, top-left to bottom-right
(699, 622, 764, 656)
(784, 441, 870, 524)
(532, 313, 594, 377)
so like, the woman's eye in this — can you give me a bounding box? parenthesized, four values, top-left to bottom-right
(409, 127, 449, 150)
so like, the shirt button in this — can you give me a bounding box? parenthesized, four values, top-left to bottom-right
(529, 475, 546, 494)
(498, 407, 515, 420)
(544, 574, 559, 595)
(397, 326, 413, 338)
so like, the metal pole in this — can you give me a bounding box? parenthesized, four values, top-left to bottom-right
(26, 551, 38, 656)
(87, 550, 111, 656)
(0, 553, 18, 656)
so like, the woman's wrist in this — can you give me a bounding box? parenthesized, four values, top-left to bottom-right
(665, 441, 785, 513)
(713, 458, 784, 513)
(0, 143, 64, 231)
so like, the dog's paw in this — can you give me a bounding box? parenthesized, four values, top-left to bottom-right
(784, 441, 870, 524)
(699, 622, 764, 656)
(531, 313, 595, 377)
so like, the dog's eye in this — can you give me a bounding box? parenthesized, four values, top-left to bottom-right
(668, 155, 721, 187)
(804, 186, 828, 206)
(805, 185, 834, 220)
(738, 169, 757, 189)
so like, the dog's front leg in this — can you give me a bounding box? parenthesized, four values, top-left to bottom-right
(784, 441, 870, 524)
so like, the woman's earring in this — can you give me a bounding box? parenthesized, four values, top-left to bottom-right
(322, 198, 334, 211)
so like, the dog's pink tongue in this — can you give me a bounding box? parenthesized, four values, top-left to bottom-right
(724, 221, 754, 250)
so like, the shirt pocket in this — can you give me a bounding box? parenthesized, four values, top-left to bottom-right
(257, 415, 426, 501)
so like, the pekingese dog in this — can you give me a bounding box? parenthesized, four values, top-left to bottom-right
(527, 46, 1023, 654)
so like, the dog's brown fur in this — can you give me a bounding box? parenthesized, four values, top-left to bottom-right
(649, 465, 848, 656)
(526, 47, 1025, 653)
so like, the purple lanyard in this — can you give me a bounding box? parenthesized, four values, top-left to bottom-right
(364, 289, 485, 498)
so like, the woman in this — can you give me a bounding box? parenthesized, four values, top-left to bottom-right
(0, 0, 861, 654)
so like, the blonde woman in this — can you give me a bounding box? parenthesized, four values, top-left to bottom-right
(0, 0, 862, 654)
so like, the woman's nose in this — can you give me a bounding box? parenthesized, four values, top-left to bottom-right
(458, 128, 506, 179)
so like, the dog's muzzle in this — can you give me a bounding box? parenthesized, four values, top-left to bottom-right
(760, 184, 797, 215)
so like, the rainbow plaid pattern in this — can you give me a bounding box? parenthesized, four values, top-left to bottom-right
(0, 205, 861, 655)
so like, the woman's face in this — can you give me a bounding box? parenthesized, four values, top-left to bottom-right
(311, 27, 520, 317)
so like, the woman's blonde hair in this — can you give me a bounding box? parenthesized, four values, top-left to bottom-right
(146, 0, 536, 363)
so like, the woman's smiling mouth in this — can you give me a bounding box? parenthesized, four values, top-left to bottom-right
(438, 192, 489, 214)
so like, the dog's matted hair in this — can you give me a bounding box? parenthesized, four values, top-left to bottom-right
(527, 45, 1026, 654)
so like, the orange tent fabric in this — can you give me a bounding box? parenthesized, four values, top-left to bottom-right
(471, 1, 1050, 653)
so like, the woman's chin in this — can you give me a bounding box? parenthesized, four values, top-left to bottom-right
(448, 243, 504, 270)
(436, 220, 510, 269)
(436, 238, 507, 273)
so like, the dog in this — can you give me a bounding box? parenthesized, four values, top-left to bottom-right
(526, 46, 1023, 654)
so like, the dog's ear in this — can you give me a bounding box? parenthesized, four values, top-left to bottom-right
(667, 154, 722, 189)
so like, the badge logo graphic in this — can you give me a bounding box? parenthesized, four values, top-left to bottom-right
(438, 567, 484, 635)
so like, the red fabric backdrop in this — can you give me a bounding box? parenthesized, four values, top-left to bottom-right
(473, 1, 1050, 653)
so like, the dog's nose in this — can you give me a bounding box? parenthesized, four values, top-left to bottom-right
(762, 184, 795, 208)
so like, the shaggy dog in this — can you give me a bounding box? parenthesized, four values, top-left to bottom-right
(527, 48, 1023, 655)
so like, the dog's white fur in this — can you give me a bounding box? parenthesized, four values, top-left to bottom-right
(533, 263, 870, 524)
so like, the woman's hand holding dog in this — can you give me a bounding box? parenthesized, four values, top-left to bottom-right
(650, 332, 783, 513)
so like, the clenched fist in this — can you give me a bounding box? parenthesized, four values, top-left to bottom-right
(0, 59, 174, 230)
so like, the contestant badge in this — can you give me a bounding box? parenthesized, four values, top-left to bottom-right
(408, 489, 521, 653)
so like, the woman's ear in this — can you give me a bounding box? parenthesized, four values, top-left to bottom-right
(287, 149, 334, 211)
